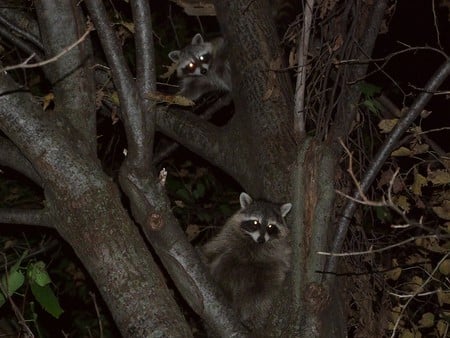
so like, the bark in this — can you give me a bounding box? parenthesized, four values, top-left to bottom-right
(35, 1, 96, 155)
(0, 71, 192, 337)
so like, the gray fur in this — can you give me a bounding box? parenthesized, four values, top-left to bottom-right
(168, 33, 231, 100)
(202, 192, 292, 330)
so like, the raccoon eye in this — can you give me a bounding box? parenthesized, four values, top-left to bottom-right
(241, 220, 260, 232)
(267, 224, 279, 236)
(199, 53, 210, 63)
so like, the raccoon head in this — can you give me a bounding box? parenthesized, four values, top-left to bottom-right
(168, 33, 213, 78)
(236, 192, 292, 244)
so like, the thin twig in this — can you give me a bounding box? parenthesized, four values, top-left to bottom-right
(390, 252, 450, 338)
(90, 292, 104, 338)
(0, 23, 94, 73)
(317, 235, 446, 256)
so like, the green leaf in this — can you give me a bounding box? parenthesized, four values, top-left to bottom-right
(192, 182, 206, 200)
(175, 188, 192, 203)
(27, 261, 52, 287)
(30, 282, 64, 318)
(360, 82, 381, 97)
(0, 268, 25, 307)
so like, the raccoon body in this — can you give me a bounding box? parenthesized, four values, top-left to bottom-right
(203, 192, 292, 330)
(168, 33, 231, 100)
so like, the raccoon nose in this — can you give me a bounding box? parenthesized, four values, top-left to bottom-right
(200, 68, 207, 75)
(257, 236, 265, 244)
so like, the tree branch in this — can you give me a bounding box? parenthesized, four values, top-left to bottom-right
(327, 58, 450, 276)
(0, 137, 42, 185)
(294, 0, 315, 138)
(0, 11, 43, 50)
(85, 0, 151, 175)
(153, 94, 232, 164)
(329, 0, 388, 143)
(0, 70, 192, 338)
(34, 1, 97, 155)
(0, 208, 50, 227)
(130, 0, 156, 164)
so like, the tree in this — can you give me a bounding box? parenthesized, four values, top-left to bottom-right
(0, 0, 449, 337)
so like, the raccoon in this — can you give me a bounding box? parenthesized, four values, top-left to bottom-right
(168, 33, 231, 101)
(202, 192, 292, 330)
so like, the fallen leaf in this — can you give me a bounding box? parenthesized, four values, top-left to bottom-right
(378, 118, 398, 133)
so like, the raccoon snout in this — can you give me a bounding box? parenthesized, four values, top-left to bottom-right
(257, 236, 265, 244)
(201, 68, 207, 75)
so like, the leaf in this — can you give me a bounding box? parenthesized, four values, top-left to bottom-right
(159, 62, 178, 80)
(428, 169, 450, 185)
(120, 21, 135, 33)
(432, 200, 450, 220)
(391, 146, 413, 157)
(410, 143, 429, 155)
(30, 282, 63, 319)
(185, 224, 201, 242)
(362, 99, 382, 114)
(439, 259, 450, 275)
(437, 289, 450, 306)
(412, 170, 427, 196)
(192, 182, 206, 200)
(0, 269, 25, 307)
(400, 329, 421, 338)
(42, 92, 54, 111)
(360, 82, 382, 97)
(27, 261, 52, 287)
(378, 119, 398, 133)
(418, 312, 434, 328)
(175, 188, 193, 203)
(147, 92, 194, 106)
(385, 267, 402, 281)
(394, 195, 410, 213)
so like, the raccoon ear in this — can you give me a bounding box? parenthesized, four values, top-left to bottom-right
(192, 33, 204, 45)
(239, 192, 253, 208)
(280, 203, 292, 218)
(168, 50, 180, 62)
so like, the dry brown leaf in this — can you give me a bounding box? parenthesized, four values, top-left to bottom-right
(418, 312, 434, 328)
(391, 146, 412, 157)
(410, 143, 429, 155)
(160, 62, 178, 80)
(437, 290, 450, 306)
(428, 169, 450, 185)
(439, 259, 450, 276)
(185, 224, 201, 242)
(147, 92, 194, 106)
(42, 92, 54, 111)
(378, 118, 398, 133)
(393, 195, 410, 213)
(412, 170, 427, 196)
(432, 200, 450, 220)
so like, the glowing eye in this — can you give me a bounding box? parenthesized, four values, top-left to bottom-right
(188, 62, 195, 68)
(267, 224, 279, 236)
(199, 55, 204, 61)
(253, 220, 258, 225)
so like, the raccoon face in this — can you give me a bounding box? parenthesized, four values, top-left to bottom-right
(237, 193, 292, 244)
(168, 33, 213, 78)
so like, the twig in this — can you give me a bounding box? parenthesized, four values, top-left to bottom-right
(0, 23, 94, 73)
(294, 0, 315, 137)
(0, 255, 35, 337)
(431, 0, 442, 49)
(390, 252, 450, 338)
(328, 58, 450, 275)
(318, 235, 445, 256)
(89, 292, 104, 338)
